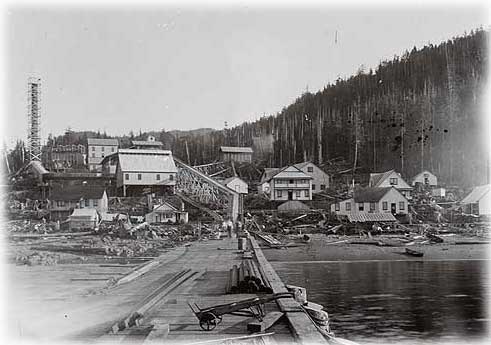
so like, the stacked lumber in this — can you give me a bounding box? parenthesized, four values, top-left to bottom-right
(226, 260, 272, 294)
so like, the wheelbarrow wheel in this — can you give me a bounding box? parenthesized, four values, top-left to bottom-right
(199, 312, 218, 331)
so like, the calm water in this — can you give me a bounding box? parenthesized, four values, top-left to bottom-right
(272, 260, 490, 344)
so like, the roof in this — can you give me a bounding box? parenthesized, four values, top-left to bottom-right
(220, 146, 253, 154)
(222, 176, 246, 185)
(293, 161, 312, 170)
(131, 140, 163, 147)
(277, 200, 311, 212)
(69, 208, 98, 219)
(273, 166, 312, 180)
(118, 151, 177, 173)
(49, 185, 106, 201)
(152, 201, 178, 212)
(369, 170, 395, 187)
(461, 184, 491, 204)
(87, 138, 119, 146)
(28, 161, 49, 175)
(260, 168, 280, 183)
(353, 187, 393, 203)
(347, 212, 397, 222)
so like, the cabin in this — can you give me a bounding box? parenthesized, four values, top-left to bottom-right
(293, 162, 330, 193)
(266, 166, 312, 201)
(145, 201, 189, 224)
(331, 186, 408, 216)
(369, 169, 412, 200)
(412, 170, 438, 187)
(459, 184, 491, 216)
(219, 146, 253, 163)
(221, 176, 248, 194)
(109, 149, 177, 196)
(47, 185, 108, 221)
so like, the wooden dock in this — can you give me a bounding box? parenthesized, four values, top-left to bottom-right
(98, 236, 329, 344)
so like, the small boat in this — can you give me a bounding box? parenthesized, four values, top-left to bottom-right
(405, 248, 424, 257)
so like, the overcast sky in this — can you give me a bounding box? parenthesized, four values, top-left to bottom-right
(4, 4, 487, 147)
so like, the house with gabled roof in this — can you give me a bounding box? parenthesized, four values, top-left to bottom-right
(220, 146, 253, 163)
(260, 165, 312, 201)
(411, 170, 438, 187)
(221, 176, 248, 194)
(145, 201, 188, 224)
(331, 186, 408, 217)
(293, 161, 330, 193)
(369, 169, 412, 200)
(47, 185, 108, 221)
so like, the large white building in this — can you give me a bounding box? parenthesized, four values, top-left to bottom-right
(87, 138, 119, 172)
(262, 166, 312, 201)
(293, 161, 330, 193)
(102, 149, 178, 196)
(331, 186, 409, 216)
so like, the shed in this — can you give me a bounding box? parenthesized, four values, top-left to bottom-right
(69, 208, 99, 231)
(277, 200, 311, 212)
(460, 184, 491, 216)
(220, 146, 253, 163)
(412, 170, 438, 186)
(222, 176, 248, 194)
(145, 201, 188, 224)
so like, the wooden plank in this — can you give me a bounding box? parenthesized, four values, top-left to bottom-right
(247, 311, 284, 333)
(143, 322, 170, 344)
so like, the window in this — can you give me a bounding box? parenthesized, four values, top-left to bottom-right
(305, 190, 310, 198)
(296, 190, 301, 198)
(312, 184, 316, 190)
(92, 146, 95, 151)
(382, 202, 388, 210)
(93, 199, 98, 207)
(101, 147, 104, 152)
(92, 153, 95, 158)
(358, 203, 364, 211)
(307, 166, 314, 173)
(57, 200, 65, 207)
(156, 174, 160, 180)
(85, 199, 89, 207)
(276, 190, 282, 198)
(399, 201, 405, 210)
(138, 174, 142, 180)
(125, 173, 129, 180)
(289, 180, 294, 184)
(346, 202, 351, 211)
(370, 202, 376, 211)
(335, 203, 340, 211)
(390, 178, 398, 185)
(169, 174, 174, 181)
(101, 153, 105, 158)
(112, 147, 115, 152)
(320, 184, 326, 190)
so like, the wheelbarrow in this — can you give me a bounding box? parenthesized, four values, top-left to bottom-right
(188, 292, 292, 331)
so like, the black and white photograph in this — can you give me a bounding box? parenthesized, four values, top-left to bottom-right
(1, 1, 490, 345)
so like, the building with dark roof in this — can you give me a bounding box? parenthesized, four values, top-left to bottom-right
(331, 186, 408, 216)
(219, 146, 253, 163)
(47, 185, 108, 221)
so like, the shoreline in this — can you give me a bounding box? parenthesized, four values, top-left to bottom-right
(262, 233, 490, 263)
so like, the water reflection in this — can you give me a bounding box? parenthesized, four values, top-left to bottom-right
(272, 260, 489, 343)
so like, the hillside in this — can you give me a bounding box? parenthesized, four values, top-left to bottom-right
(168, 29, 488, 187)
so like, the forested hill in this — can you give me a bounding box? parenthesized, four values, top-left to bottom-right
(169, 29, 488, 187)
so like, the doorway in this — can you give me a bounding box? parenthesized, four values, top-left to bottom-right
(288, 191, 293, 200)
(391, 203, 397, 214)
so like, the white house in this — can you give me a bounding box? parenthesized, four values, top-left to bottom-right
(293, 162, 330, 193)
(331, 186, 409, 216)
(221, 176, 248, 194)
(145, 201, 189, 224)
(87, 138, 119, 172)
(412, 170, 438, 186)
(460, 184, 491, 216)
(266, 166, 312, 201)
(369, 169, 412, 200)
(112, 149, 178, 196)
(48, 185, 108, 221)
